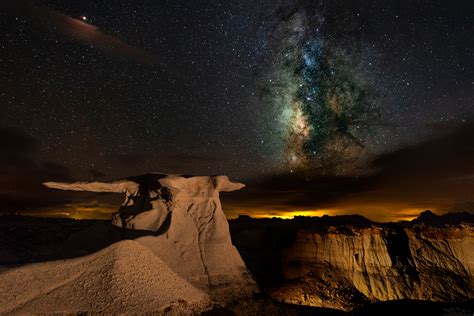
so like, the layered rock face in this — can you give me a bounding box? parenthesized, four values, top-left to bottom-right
(45, 173, 257, 304)
(274, 226, 473, 310)
(230, 212, 474, 311)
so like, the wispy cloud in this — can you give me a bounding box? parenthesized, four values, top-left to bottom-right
(4, 0, 161, 65)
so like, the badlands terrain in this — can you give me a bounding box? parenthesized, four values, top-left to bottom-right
(231, 210, 474, 311)
(0, 173, 472, 315)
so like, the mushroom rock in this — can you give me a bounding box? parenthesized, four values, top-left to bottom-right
(44, 173, 258, 304)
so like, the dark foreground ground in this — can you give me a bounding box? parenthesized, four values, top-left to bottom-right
(0, 214, 472, 315)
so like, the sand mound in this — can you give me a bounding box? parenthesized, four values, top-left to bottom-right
(0, 240, 211, 314)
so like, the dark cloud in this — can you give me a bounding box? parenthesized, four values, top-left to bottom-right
(0, 127, 39, 155)
(0, 127, 72, 179)
(371, 123, 474, 182)
(0, 128, 73, 212)
(0, 128, 123, 215)
(223, 122, 474, 220)
(4, 123, 473, 220)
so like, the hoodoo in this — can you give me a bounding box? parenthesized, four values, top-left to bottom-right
(44, 173, 258, 304)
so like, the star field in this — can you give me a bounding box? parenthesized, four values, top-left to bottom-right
(258, 0, 473, 175)
(1, 0, 473, 220)
(1, 0, 273, 180)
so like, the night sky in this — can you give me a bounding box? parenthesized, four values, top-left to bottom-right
(1, 0, 473, 221)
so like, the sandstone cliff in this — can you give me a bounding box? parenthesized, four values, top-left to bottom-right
(230, 211, 474, 311)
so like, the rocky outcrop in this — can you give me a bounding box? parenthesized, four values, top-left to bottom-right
(230, 212, 474, 311)
(44, 173, 258, 304)
(274, 226, 473, 310)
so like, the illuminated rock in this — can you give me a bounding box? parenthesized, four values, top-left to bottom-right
(269, 215, 474, 310)
(44, 173, 258, 303)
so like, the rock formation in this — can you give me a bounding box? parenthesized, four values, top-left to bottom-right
(44, 173, 257, 304)
(230, 212, 474, 311)
(273, 225, 473, 310)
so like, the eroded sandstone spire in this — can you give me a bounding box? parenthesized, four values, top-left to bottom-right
(44, 173, 257, 303)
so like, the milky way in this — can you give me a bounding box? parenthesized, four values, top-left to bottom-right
(266, 9, 380, 175)
(1, 0, 473, 220)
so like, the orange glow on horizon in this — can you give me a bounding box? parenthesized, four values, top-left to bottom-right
(16, 203, 439, 223)
(18, 203, 117, 220)
(239, 209, 336, 219)
(225, 206, 439, 222)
